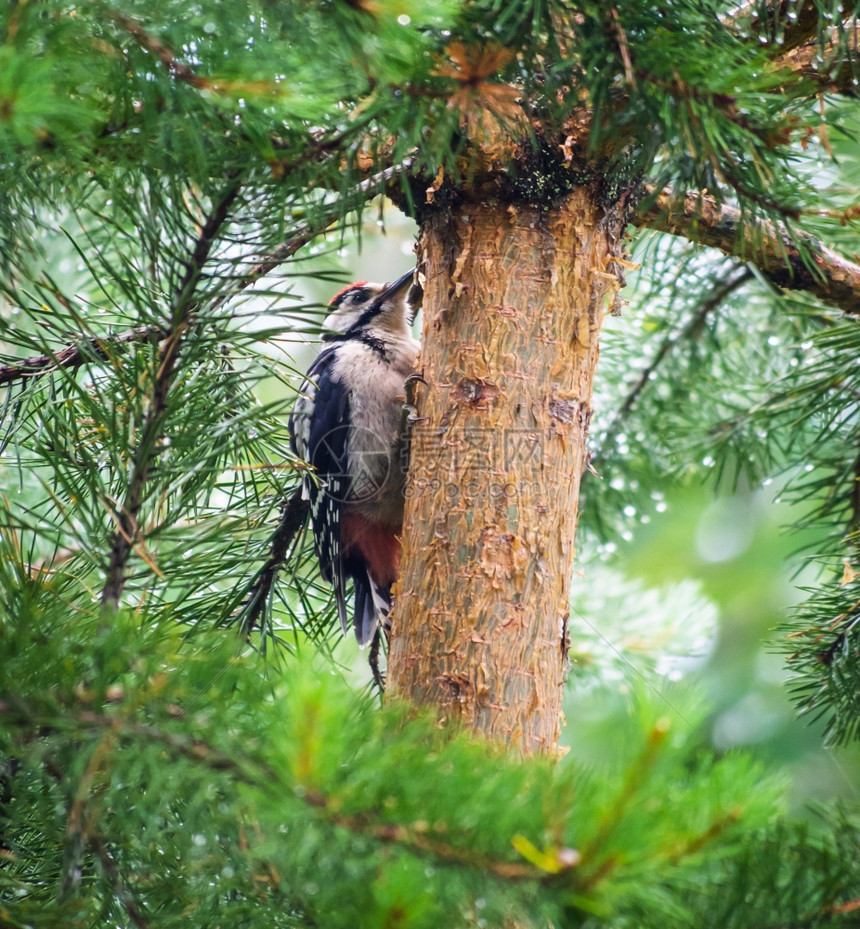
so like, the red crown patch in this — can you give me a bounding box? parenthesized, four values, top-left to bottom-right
(329, 281, 369, 306)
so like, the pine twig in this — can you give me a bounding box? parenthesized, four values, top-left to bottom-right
(738, 0, 824, 54)
(636, 187, 860, 316)
(101, 181, 242, 610)
(1, 697, 560, 886)
(239, 486, 310, 636)
(595, 267, 754, 460)
(213, 154, 416, 311)
(302, 789, 558, 883)
(110, 8, 387, 156)
(90, 832, 152, 929)
(111, 10, 206, 88)
(608, 7, 637, 88)
(721, 1, 853, 57)
(577, 721, 669, 890)
(0, 325, 166, 387)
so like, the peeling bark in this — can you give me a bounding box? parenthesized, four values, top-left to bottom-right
(388, 186, 625, 754)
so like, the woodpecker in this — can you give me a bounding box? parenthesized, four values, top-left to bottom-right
(289, 270, 421, 646)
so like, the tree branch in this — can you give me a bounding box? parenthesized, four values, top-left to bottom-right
(110, 9, 375, 157)
(227, 155, 416, 293)
(775, 25, 860, 96)
(302, 787, 571, 883)
(90, 831, 152, 929)
(724, 1, 847, 53)
(722, 3, 859, 95)
(101, 181, 242, 610)
(635, 187, 860, 315)
(0, 325, 167, 387)
(0, 697, 562, 886)
(743, 0, 824, 54)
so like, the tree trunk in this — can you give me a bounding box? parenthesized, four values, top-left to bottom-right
(388, 180, 625, 754)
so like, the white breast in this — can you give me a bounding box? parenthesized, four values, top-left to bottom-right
(332, 333, 420, 522)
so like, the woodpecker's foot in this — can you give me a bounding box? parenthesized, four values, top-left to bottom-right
(397, 374, 428, 437)
(395, 375, 428, 480)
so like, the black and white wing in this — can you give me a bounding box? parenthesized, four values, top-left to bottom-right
(289, 348, 352, 635)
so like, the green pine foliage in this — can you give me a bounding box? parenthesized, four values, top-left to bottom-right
(2, 1, 860, 926)
(1, 606, 858, 928)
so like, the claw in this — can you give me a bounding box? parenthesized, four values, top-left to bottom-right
(397, 374, 428, 428)
(402, 373, 428, 424)
(404, 372, 428, 395)
(395, 373, 428, 478)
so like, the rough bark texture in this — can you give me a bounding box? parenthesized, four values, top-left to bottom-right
(388, 187, 624, 754)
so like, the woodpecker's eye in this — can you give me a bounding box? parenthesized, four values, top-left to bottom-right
(350, 288, 369, 304)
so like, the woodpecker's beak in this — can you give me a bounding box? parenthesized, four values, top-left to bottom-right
(381, 269, 422, 324)
(381, 270, 414, 299)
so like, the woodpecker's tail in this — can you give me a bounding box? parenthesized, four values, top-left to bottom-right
(352, 571, 391, 646)
(332, 560, 351, 639)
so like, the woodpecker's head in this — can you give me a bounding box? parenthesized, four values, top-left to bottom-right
(321, 270, 420, 341)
